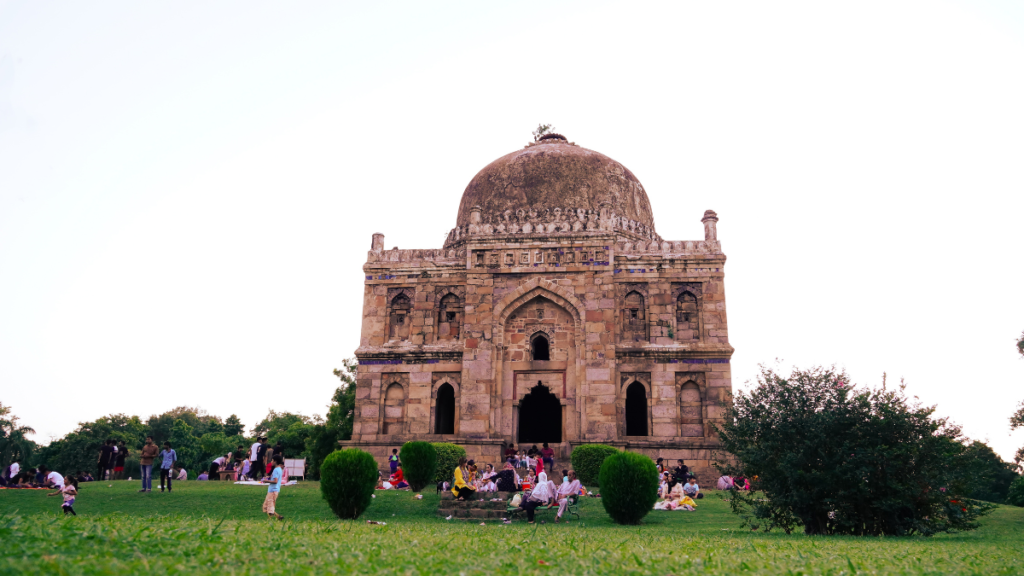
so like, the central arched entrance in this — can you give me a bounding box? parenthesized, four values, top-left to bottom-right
(518, 384, 561, 443)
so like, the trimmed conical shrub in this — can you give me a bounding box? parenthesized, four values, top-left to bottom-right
(320, 448, 378, 519)
(599, 451, 660, 525)
(400, 441, 437, 492)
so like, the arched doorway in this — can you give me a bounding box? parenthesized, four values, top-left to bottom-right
(625, 382, 648, 436)
(518, 384, 561, 443)
(434, 383, 455, 434)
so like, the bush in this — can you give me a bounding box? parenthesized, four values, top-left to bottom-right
(400, 441, 437, 492)
(319, 449, 378, 519)
(431, 443, 466, 484)
(1007, 476, 1024, 507)
(570, 444, 619, 487)
(717, 365, 993, 536)
(598, 451, 660, 525)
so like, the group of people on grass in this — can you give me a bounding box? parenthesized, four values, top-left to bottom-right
(450, 456, 582, 523)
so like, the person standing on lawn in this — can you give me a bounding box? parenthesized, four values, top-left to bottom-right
(388, 448, 400, 474)
(114, 440, 129, 480)
(249, 437, 262, 480)
(262, 454, 285, 520)
(97, 439, 114, 481)
(257, 437, 270, 479)
(158, 442, 177, 492)
(139, 436, 158, 492)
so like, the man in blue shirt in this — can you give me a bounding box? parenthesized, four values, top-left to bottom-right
(158, 442, 177, 493)
(262, 454, 285, 520)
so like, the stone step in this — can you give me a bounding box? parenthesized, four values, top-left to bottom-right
(436, 508, 509, 519)
(437, 502, 509, 512)
(440, 491, 518, 501)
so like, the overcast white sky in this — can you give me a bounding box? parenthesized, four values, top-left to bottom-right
(2, 0, 1022, 461)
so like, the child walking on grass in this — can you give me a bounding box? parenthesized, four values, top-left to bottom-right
(49, 476, 78, 516)
(262, 454, 285, 520)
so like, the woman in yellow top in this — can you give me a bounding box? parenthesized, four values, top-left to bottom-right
(451, 456, 476, 501)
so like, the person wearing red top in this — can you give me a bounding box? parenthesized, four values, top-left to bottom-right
(389, 466, 409, 489)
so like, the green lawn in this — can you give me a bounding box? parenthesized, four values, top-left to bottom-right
(1, 481, 1023, 575)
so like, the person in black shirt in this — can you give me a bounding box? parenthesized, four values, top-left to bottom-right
(489, 463, 519, 492)
(672, 459, 690, 483)
(98, 440, 115, 481)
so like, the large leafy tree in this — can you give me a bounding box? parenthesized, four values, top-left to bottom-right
(962, 441, 1018, 503)
(146, 406, 223, 445)
(306, 359, 357, 478)
(0, 403, 36, 471)
(717, 365, 991, 536)
(168, 419, 202, 474)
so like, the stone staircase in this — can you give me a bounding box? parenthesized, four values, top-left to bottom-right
(437, 491, 517, 520)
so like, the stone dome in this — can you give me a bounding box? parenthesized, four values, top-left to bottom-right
(455, 135, 656, 231)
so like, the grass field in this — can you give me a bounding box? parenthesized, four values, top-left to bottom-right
(1, 481, 1023, 575)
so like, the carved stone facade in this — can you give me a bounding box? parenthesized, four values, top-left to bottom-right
(342, 134, 734, 480)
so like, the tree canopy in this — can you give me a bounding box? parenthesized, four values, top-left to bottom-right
(717, 364, 992, 536)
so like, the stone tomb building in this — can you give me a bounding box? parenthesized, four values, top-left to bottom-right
(342, 134, 734, 479)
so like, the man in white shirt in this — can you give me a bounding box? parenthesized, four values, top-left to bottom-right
(8, 461, 19, 478)
(555, 470, 581, 523)
(39, 466, 64, 489)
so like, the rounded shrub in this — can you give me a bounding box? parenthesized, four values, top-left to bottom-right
(1007, 476, 1024, 507)
(599, 451, 660, 525)
(431, 442, 467, 484)
(570, 444, 620, 486)
(400, 441, 437, 492)
(319, 448, 378, 519)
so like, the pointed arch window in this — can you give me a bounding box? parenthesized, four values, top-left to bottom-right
(531, 333, 550, 361)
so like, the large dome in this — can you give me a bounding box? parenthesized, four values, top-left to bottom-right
(455, 135, 656, 231)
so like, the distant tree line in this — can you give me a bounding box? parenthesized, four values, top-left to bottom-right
(1, 360, 357, 480)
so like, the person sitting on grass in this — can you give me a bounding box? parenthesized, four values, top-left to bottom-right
(173, 464, 187, 481)
(239, 458, 251, 481)
(48, 476, 78, 516)
(554, 470, 581, 523)
(732, 475, 750, 490)
(197, 471, 209, 481)
(38, 465, 64, 490)
(389, 465, 409, 489)
(451, 457, 476, 501)
(682, 477, 702, 499)
(262, 455, 285, 521)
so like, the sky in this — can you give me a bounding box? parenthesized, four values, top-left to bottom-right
(1, 0, 1022, 461)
